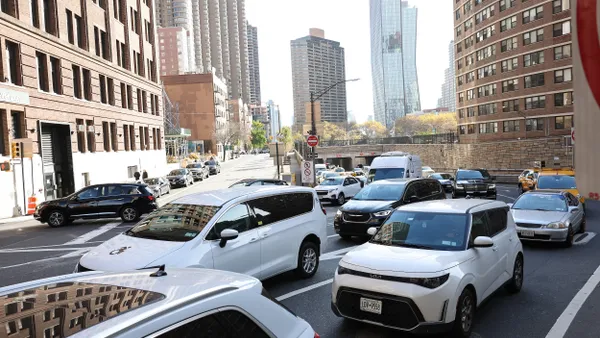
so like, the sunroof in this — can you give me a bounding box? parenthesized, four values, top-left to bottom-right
(0, 282, 165, 337)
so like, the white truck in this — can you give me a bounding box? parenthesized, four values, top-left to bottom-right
(367, 152, 423, 183)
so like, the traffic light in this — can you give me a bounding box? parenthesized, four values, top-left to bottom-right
(10, 142, 20, 159)
(0, 161, 10, 172)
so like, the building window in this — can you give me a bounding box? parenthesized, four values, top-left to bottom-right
(129, 125, 136, 151)
(30, 0, 40, 27)
(42, 0, 58, 36)
(478, 103, 497, 116)
(120, 83, 127, 108)
(82, 69, 92, 101)
(152, 128, 157, 150)
(76, 119, 86, 152)
(523, 5, 543, 24)
(36, 52, 49, 92)
(476, 45, 495, 61)
(86, 120, 95, 152)
(502, 99, 519, 112)
(502, 78, 519, 92)
(464, 0, 472, 14)
(475, 5, 494, 24)
(0, 110, 6, 155)
(50, 57, 62, 94)
(526, 118, 545, 131)
(10, 111, 24, 139)
(479, 122, 498, 134)
(524, 73, 545, 88)
(0, 0, 18, 17)
(154, 95, 160, 116)
(458, 92, 465, 103)
(523, 28, 544, 45)
(144, 126, 149, 150)
(464, 36, 474, 49)
(553, 0, 570, 13)
(456, 26, 462, 37)
(555, 116, 573, 129)
(523, 51, 544, 67)
(466, 71, 475, 83)
(75, 14, 85, 49)
(553, 21, 571, 37)
(503, 120, 520, 132)
(500, 57, 517, 73)
(110, 122, 118, 151)
(127, 85, 133, 109)
(554, 92, 574, 106)
(142, 91, 148, 113)
(467, 107, 476, 117)
(500, 15, 517, 32)
(458, 109, 465, 119)
(501, 37, 518, 52)
(455, 9, 461, 21)
(4, 40, 22, 86)
(459, 125, 466, 134)
(464, 18, 473, 31)
(66, 9, 74, 44)
(467, 89, 475, 101)
(123, 124, 130, 151)
(500, 0, 516, 11)
(139, 126, 145, 150)
(554, 68, 572, 83)
(525, 95, 546, 109)
(137, 88, 142, 112)
(94, 27, 101, 57)
(477, 64, 496, 79)
(72, 65, 82, 99)
(157, 128, 162, 150)
(102, 122, 110, 151)
(107, 78, 115, 105)
(467, 124, 476, 134)
(477, 84, 497, 98)
(554, 44, 571, 60)
(99, 75, 107, 104)
(475, 25, 495, 43)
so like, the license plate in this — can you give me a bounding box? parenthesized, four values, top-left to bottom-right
(521, 230, 534, 237)
(359, 297, 382, 314)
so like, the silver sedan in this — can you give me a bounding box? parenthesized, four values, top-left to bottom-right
(509, 190, 586, 247)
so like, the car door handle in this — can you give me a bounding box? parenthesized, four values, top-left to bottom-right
(249, 237, 259, 242)
(261, 232, 269, 238)
(492, 246, 498, 251)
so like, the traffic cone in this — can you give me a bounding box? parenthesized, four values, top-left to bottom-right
(27, 195, 37, 215)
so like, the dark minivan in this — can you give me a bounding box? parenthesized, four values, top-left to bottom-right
(34, 184, 158, 227)
(334, 178, 445, 239)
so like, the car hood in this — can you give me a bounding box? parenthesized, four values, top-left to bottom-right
(341, 200, 395, 213)
(511, 209, 569, 225)
(341, 242, 472, 273)
(79, 234, 186, 271)
(315, 185, 340, 191)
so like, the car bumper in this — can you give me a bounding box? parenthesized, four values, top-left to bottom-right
(454, 189, 496, 199)
(516, 226, 569, 242)
(331, 267, 459, 332)
(169, 180, 186, 187)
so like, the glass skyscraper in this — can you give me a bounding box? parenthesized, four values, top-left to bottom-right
(370, 0, 421, 129)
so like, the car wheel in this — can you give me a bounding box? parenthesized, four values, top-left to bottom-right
(451, 288, 475, 338)
(563, 226, 574, 248)
(120, 206, 139, 222)
(579, 215, 587, 234)
(339, 234, 352, 240)
(337, 193, 345, 205)
(47, 210, 67, 228)
(295, 241, 319, 278)
(505, 254, 524, 293)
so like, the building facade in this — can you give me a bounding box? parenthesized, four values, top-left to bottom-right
(438, 40, 457, 111)
(155, 0, 196, 72)
(370, 0, 421, 129)
(291, 28, 347, 130)
(247, 22, 261, 105)
(0, 0, 164, 219)
(157, 27, 191, 76)
(250, 104, 269, 139)
(454, 0, 573, 143)
(266, 100, 281, 138)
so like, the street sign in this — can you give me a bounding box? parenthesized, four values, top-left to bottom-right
(301, 160, 314, 184)
(571, 127, 575, 144)
(307, 135, 319, 147)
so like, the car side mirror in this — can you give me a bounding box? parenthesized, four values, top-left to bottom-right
(360, 182, 365, 188)
(450, 177, 455, 181)
(473, 236, 494, 248)
(507, 203, 513, 208)
(406, 195, 419, 203)
(367, 227, 378, 236)
(569, 206, 578, 213)
(219, 229, 239, 248)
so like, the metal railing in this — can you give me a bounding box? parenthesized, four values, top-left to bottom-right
(316, 133, 458, 147)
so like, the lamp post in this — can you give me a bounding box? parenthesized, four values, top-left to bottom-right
(516, 110, 528, 140)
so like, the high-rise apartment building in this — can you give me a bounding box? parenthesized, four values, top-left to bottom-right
(291, 29, 347, 129)
(267, 100, 281, 138)
(438, 40, 457, 111)
(155, 0, 197, 72)
(158, 27, 192, 76)
(370, 0, 421, 129)
(454, 0, 573, 142)
(247, 23, 262, 104)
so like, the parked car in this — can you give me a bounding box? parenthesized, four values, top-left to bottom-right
(205, 159, 221, 175)
(318, 171, 341, 184)
(315, 176, 363, 205)
(334, 178, 445, 239)
(229, 178, 289, 188)
(145, 177, 171, 197)
(34, 184, 157, 227)
(452, 168, 496, 199)
(77, 186, 328, 281)
(509, 190, 586, 247)
(166, 168, 194, 188)
(0, 267, 319, 338)
(422, 166, 435, 178)
(332, 199, 523, 337)
(186, 163, 210, 181)
(430, 173, 455, 192)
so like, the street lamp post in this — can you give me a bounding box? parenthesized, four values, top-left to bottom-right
(516, 110, 528, 140)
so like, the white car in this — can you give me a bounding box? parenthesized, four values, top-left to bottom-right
(422, 166, 435, 178)
(0, 267, 319, 337)
(331, 199, 524, 337)
(315, 176, 364, 205)
(77, 186, 328, 280)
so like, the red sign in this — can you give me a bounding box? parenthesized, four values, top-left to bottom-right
(578, 0, 600, 106)
(307, 135, 319, 147)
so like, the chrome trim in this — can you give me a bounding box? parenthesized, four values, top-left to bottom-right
(342, 212, 372, 223)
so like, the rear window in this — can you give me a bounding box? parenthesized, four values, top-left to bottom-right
(0, 282, 165, 337)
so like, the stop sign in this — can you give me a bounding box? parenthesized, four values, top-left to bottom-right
(307, 135, 319, 147)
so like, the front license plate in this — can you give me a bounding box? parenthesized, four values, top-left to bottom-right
(359, 297, 382, 314)
(521, 230, 534, 237)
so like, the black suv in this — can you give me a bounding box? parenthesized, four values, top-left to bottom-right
(334, 178, 445, 239)
(34, 184, 158, 227)
(452, 168, 497, 199)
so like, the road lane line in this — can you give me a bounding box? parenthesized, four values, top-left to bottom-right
(327, 234, 339, 239)
(61, 248, 92, 258)
(276, 278, 334, 301)
(64, 222, 121, 245)
(545, 264, 600, 338)
(0, 247, 94, 253)
(573, 232, 596, 246)
(0, 256, 79, 270)
(497, 194, 516, 201)
(0, 241, 104, 251)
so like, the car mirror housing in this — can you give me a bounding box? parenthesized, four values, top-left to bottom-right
(473, 236, 494, 248)
(219, 229, 239, 248)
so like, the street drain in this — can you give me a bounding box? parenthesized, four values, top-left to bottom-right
(575, 233, 588, 242)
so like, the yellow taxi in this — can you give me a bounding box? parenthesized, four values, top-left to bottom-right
(535, 167, 585, 211)
(518, 169, 539, 194)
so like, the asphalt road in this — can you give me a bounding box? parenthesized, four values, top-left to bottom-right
(1, 164, 599, 338)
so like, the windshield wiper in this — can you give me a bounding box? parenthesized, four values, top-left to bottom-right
(398, 243, 436, 250)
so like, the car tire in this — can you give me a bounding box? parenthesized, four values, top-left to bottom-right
(563, 226, 574, 248)
(336, 193, 345, 205)
(120, 206, 139, 223)
(295, 241, 319, 279)
(505, 254, 524, 294)
(47, 210, 67, 228)
(451, 288, 475, 338)
(339, 234, 352, 240)
(579, 215, 587, 234)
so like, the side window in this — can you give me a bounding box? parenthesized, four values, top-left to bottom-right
(520, 170, 530, 177)
(404, 185, 416, 200)
(283, 193, 313, 218)
(77, 186, 102, 199)
(157, 310, 269, 338)
(426, 181, 442, 196)
(486, 208, 508, 237)
(414, 182, 430, 199)
(248, 195, 287, 226)
(470, 212, 490, 241)
(207, 204, 252, 240)
(566, 193, 578, 206)
(248, 181, 262, 186)
(124, 186, 142, 194)
(105, 185, 124, 196)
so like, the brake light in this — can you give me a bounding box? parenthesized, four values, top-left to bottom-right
(145, 195, 155, 201)
(321, 206, 326, 215)
(314, 333, 320, 338)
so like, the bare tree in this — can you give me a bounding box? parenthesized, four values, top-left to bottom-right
(214, 122, 242, 161)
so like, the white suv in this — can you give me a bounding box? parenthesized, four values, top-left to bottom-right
(331, 199, 524, 337)
(77, 186, 327, 280)
(0, 267, 319, 337)
(315, 176, 363, 205)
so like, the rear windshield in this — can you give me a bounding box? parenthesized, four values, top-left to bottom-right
(368, 168, 406, 183)
(186, 164, 202, 169)
(145, 178, 160, 185)
(169, 169, 186, 176)
(537, 175, 576, 189)
(0, 282, 165, 337)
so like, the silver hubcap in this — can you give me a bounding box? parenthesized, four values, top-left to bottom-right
(302, 248, 317, 274)
(49, 212, 63, 226)
(123, 208, 136, 221)
(514, 258, 523, 288)
(338, 195, 344, 204)
(461, 295, 473, 332)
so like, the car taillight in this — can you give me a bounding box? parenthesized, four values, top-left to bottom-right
(314, 333, 320, 338)
(145, 195, 155, 201)
(321, 206, 326, 215)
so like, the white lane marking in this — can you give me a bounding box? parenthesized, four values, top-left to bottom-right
(0, 241, 104, 251)
(321, 246, 356, 260)
(327, 234, 339, 239)
(574, 232, 596, 246)
(276, 278, 334, 301)
(497, 194, 516, 201)
(545, 264, 600, 338)
(64, 222, 121, 245)
(0, 247, 94, 253)
(0, 256, 79, 270)
(61, 248, 92, 258)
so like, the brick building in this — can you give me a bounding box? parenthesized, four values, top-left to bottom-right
(454, 0, 573, 143)
(0, 0, 164, 218)
(157, 27, 192, 76)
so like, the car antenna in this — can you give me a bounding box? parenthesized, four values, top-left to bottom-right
(150, 265, 167, 277)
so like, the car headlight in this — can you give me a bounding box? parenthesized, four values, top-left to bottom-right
(547, 222, 567, 229)
(455, 184, 464, 190)
(373, 209, 393, 217)
(488, 184, 496, 189)
(336, 210, 342, 216)
(409, 274, 450, 289)
(337, 265, 351, 275)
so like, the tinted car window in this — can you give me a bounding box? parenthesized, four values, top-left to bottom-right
(353, 184, 405, 201)
(78, 186, 102, 199)
(537, 175, 576, 189)
(427, 181, 443, 195)
(158, 310, 269, 338)
(404, 184, 417, 200)
(414, 182, 431, 199)
(284, 193, 314, 218)
(565, 193, 578, 206)
(208, 204, 252, 240)
(470, 212, 491, 241)
(248, 193, 313, 226)
(123, 186, 143, 195)
(486, 208, 508, 237)
(368, 168, 406, 183)
(105, 185, 124, 196)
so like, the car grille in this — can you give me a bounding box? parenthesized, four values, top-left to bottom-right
(516, 223, 543, 228)
(338, 223, 371, 235)
(316, 191, 328, 196)
(465, 184, 487, 191)
(336, 287, 423, 330)
(343, 212, 371, 223)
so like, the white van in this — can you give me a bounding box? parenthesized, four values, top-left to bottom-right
(367, 152, 422, 183)
(315, 163, 327, 172)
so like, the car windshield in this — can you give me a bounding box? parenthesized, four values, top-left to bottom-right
(205, 160, 216, 165)
(145, 178, 160, 185)
(169, 169, 185, 176)
(125, 204, 220, 242)
(537, 175, 576, 189)
(423, 167, 433, 171)
(353, 184, 405, 201)
(334, 168, 345, 172)
(456, 170, 488, 180)
(512, 194, 568, 212)
(368, 168, 405, 182)
(370, 211, 469, 251)
(324, 172, 340, 179)
(186, 164, 201, 168)
(320, 177, 344, 186)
